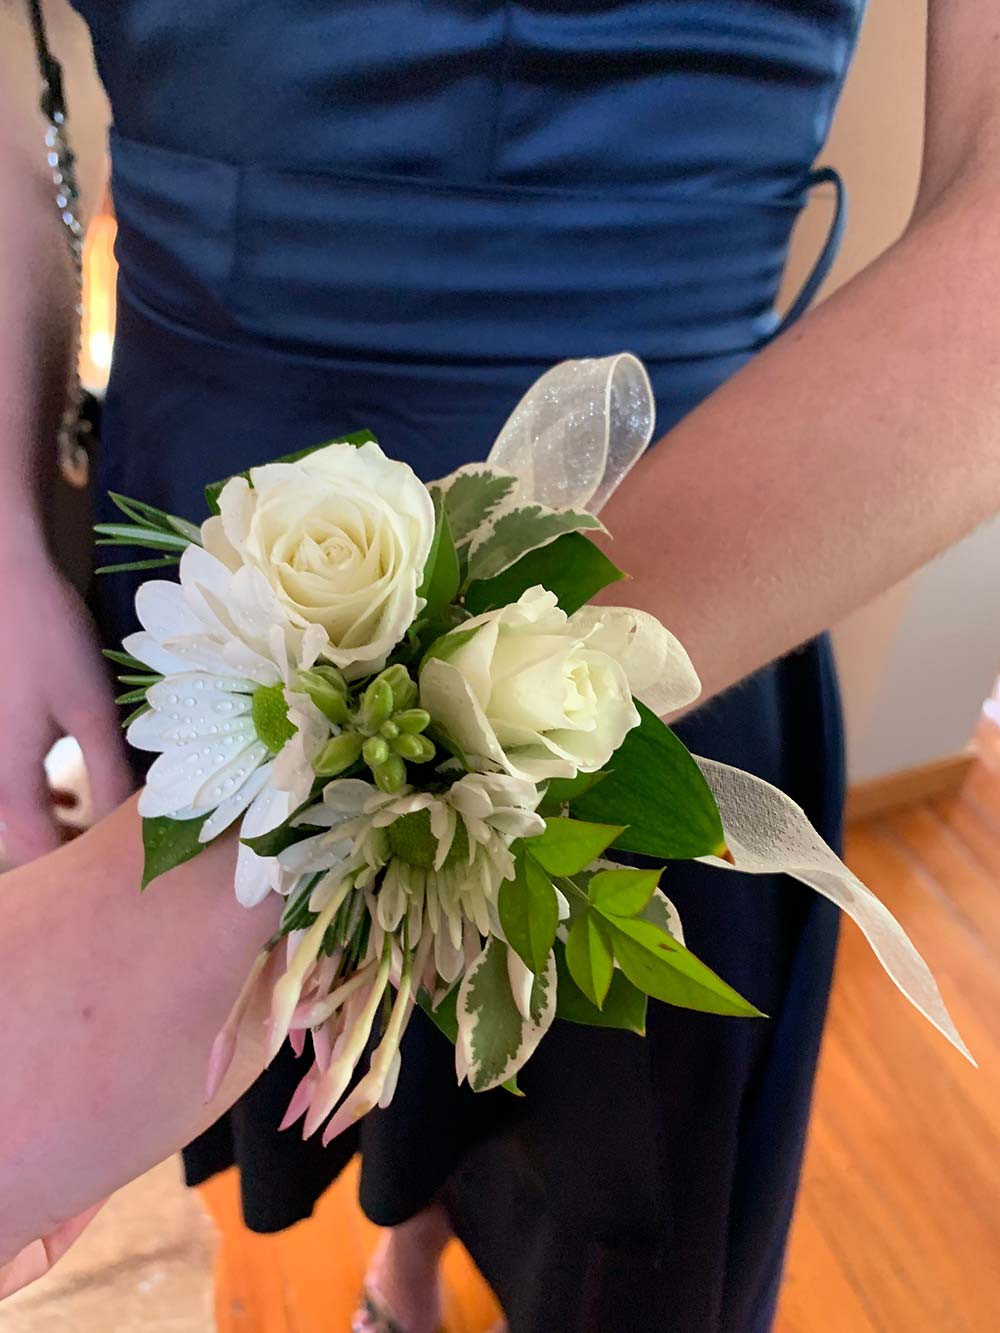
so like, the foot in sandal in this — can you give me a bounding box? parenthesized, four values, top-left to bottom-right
(353, 1202, 451, 1333)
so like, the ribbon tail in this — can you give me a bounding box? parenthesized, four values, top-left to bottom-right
(693, 755, 975, 1065)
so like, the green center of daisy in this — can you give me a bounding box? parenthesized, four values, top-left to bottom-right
(251, 682, 297, 754)
(387, 808, 470, 871)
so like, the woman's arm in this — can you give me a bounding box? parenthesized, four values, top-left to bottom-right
(603, 0, 1000, 701)
(0, 3, 129, 863)
(0, 800, 281, 1272)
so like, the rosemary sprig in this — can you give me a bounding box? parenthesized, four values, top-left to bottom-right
(93, 492, 202, 574)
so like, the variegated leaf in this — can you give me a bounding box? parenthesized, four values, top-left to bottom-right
(465, 503, 603, 585)
(457, 938, 557, 1092)
(432, 465, 520, 546)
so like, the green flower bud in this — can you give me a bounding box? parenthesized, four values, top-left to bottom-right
(362, 735, 391, 768)
(392, 733, 436, 764)
(314, 729, 364, 777)
(393, 708, 431, 735)
(373, 753, 407, 794)
(297, 668, 350, 725)
(378, 663, 418, 711)
(379, 719, 400, 741)
(360, 678, 394, 731)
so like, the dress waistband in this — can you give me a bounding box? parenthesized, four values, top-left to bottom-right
(108, 129, 843, 365)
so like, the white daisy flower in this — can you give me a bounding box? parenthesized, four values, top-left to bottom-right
(126, 544, 331, 906)
(282, 772, 545, 982)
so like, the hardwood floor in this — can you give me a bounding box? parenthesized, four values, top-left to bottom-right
(198, 724, 1000, 1332)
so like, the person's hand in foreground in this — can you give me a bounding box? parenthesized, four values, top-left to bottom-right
(0, 797, 281, 1297)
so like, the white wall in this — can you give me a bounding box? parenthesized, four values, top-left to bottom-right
(783, 0, 1000, 781)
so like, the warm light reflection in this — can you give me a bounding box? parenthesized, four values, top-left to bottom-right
(79, 206, 118, 392)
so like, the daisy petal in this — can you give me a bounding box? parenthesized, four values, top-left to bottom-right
(142, 736, 263, 817)
(135, 579, 206, 641)
(234, 841, 277, 908)
(123, 631, 195, 677)
(193, 741, 271, 812)
(199, 763, 272, 842)
(241, 783, 295, 839)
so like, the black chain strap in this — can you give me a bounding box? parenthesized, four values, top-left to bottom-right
(27, 0, 92, 488)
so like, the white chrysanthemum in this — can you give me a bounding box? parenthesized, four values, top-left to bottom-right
(126, 544, 331, 906)
(281, 773, 545, 981)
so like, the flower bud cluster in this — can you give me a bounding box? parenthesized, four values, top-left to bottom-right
(301, 663, 436, 794)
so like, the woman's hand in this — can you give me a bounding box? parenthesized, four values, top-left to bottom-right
(0, 1203, 107, 1301)
(0, 538, 132, 863)
(0, 800, 282, 1285)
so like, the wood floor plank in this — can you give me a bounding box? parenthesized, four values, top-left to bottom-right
(200, 1170, 292, 1333)
(930, 790, 1000, 880)
(881, 803, 1000, 958)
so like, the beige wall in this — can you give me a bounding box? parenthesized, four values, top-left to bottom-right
(785, 0, 1000, 782)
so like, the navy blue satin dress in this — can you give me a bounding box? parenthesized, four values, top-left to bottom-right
(74, 2, 863, 1328)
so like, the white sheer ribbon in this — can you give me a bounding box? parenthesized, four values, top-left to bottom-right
(487, 353, 654, 514)
(487, 353, 971, 1061)
(695, 759, 972, 1061)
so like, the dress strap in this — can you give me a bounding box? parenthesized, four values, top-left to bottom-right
(772, 166, 847, 338)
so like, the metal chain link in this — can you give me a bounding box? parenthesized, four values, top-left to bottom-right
(45, 109, 91, 487)
(29, 0, 92, 488)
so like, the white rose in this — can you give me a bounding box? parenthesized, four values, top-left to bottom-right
(202, 441, 435, 677)
(419, 586, 701, 782)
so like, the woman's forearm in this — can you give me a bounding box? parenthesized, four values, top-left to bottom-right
(603, 185, 1000, 701)
(0, 799, 281, 1263)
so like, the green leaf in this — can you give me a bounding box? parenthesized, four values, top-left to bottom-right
(103, 648, 149, 670)
(498, 854, 559, 975)
(279, 875, 321, 935)
(464, 531, 626, 617)
(465, 504, 602, 585)
(553, 939, 647, 1033)
(589, 867, 661, 918)
(457, 939, 556, 1092)
(604, 917, 764, 1018)
(121, 701, 151, 728)
(418, 624, 481, 674)
(115, 686, 152, 706)
(571, 701, 726, 860)
(94, 524, 191, 551)
(109, 492, 201, 544)
(523, 816, 625, 877)
(204, 430, 378, 514)
(433, 467, 519, 546)
(636, 887, 685, 944)
(95, 556, 180, 576)
(141, 813, 213, 890)
(417, 983, 459, 1043)
(565, 911, 614, 1007)
(537, 768, 609, 817)
(417, 985, 523, 1095)
(165, 514, 203, 543)
(416, 494, 461, 616)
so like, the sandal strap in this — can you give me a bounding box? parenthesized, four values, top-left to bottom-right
(353, 1288, 410, 1333)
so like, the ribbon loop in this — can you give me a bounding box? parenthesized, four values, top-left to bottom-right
(486, 353, 655, 515)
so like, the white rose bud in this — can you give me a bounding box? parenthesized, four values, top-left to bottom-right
(203, 441, 435, 677)
(419, 586, 700, 782)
